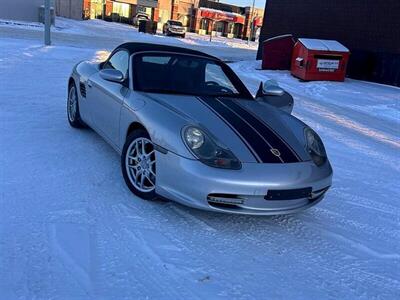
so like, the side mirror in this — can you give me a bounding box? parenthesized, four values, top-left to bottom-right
(99, 69, 124, 83)
(256, 80, 285, 97)
(256, 80, 294, 114)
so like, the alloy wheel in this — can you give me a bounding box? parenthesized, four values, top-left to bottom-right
(125, 137, 156, 193)
(68, 86, 77, 122)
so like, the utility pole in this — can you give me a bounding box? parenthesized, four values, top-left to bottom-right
(44, 0, 51, 45)
(102, 0, 106, 20)
(247, 0, 255, 45)
(209, 20, 213, 42)
(205, 18, 214, 42)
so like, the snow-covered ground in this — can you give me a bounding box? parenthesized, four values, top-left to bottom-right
(0, 17, 258, 50)
(0, 17, 257, 62)
(1, 20, 400, 299)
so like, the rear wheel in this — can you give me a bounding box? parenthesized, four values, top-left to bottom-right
(122, 129, 157, 200)
(67, 82, 85, 128)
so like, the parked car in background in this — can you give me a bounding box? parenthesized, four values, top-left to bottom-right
(132, 13, 149, 26)
(163, 20, 185, 38)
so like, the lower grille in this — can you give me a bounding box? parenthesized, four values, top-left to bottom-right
(208, 202, 240, 210)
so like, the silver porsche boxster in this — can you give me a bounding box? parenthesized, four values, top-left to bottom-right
(67, 42, 332, 215)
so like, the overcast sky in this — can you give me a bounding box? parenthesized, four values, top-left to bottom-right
(223, 0, 266, 9)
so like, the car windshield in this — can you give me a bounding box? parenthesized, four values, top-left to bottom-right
(133, 53, 251, 98)
(169, 20, 183, 26)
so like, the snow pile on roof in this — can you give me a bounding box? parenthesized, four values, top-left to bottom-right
(299, 38, 349, 52)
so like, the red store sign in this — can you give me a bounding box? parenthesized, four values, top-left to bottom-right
(253, 16, 263, 27)
(200, 9, 245, 24)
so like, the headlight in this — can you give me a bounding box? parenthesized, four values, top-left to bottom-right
(305, 127, 327, 166)
(183, 126, 241, 170)
(184, 127, 204, 149)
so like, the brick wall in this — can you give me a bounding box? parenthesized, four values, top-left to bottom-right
(257, 0, 400, 86)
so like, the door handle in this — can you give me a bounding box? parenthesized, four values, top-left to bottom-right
(87, 80, 93, 88)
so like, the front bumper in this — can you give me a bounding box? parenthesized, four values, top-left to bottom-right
(156, 151, 333, 215)
(167, 29, 185, 35)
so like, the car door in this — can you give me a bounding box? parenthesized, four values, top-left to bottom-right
(86, 50, 130, 147)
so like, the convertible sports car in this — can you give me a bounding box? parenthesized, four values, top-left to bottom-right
(67, 42, 332, 215)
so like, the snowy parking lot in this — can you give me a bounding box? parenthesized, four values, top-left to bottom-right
(0, 19, 400, 299)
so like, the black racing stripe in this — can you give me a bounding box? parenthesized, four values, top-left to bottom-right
(220, 98, 300, 163)
(199, 96, 282, 163)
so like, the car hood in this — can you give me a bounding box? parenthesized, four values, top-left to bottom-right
(144, 93, 311, 163)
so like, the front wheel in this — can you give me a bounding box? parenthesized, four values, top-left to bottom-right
(121, 130, 157, 200)
(67, 82, 85, 128)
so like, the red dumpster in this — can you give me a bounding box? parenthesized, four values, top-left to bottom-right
(291, 38, 350, 81)
(261, 34, 295, 70)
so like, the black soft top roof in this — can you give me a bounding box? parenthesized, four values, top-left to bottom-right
(115, 42, 219, 60)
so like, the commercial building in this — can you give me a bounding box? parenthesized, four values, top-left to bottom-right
(56, 0, 158, 23)
(56, 0, 263, 39)
(257, 0, 400, 86)
(192, 0, 263, 39)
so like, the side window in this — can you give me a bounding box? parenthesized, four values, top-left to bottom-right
(205, 63, 238, 93)
(103, 50, 129, 78)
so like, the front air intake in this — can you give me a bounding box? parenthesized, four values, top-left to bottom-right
(207, 193, 244, 206)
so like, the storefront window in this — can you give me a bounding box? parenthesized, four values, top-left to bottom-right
(233, 23, 243, 38)
(90, 0, 104, 19)
(113, 2, 131, 18)
(200, 19, 210, 32)
(214, 21, 225, 34)
(227, 23, 234, 34)
(137, 5, 152, 17)
(182, 16, 189, 27)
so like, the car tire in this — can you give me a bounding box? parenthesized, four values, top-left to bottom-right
(122, 129, 157, 201)
(67, 81, 85, 128)
(181, 34, 185, 38)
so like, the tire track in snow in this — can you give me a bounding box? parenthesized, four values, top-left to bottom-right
(157, 201, 400, 298)
(297, 99, 400, 149)
(266, 214, 400, 297)
(300, 208, 400, 260)
(164, 206, 377, 298)
(90, 199, 210, 299)
(297, 113, 400, 172)
(310, 225, 400, 260)
(47, 209, 97, 298)
(167, 204, 218, 233)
